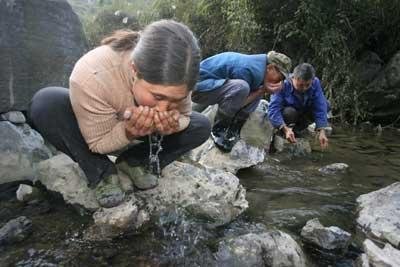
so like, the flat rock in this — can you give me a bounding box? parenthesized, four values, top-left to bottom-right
(189, 138, 265, 174)
(0, 122, 51, 184)
(301, 218, 351, 251)
(319, 163, 349, 175)
(0, 216, 32, 246)
(356, 182, 400, 247)
(215, 230, 306, 267)
(36, 153, 100, 210)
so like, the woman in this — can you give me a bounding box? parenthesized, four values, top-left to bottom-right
(29, 20, 211, 208)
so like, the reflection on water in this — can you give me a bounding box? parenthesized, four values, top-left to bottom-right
(0, 127, 399, 266)
(239, 127, 400, 237)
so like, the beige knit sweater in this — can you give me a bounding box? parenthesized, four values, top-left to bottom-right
(69, 45, 192, 154)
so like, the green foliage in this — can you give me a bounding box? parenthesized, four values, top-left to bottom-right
(274, 0, 400, 124)
(69, 0, 400, 124)
(148, 0, 262, 56)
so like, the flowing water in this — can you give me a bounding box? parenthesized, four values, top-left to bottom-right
(1, 127, 399, 266)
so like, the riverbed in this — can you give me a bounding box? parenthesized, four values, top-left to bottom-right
(1, 127, 399, 266)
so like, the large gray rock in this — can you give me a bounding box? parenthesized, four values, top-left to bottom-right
(136, 161, 248, 227)
(241, 99, 274, 149)
(0, 122, 51, 184)
(364, 51, 400, 124)
(0, 0, 87, 113)
(356, 182, 400, 247)
(356, 239, 400, 267)
(301, 218, 351, 252)
(36, 153, 100, 210)
(0, 111, 26, 124)
(0, 216, 32, 246)
(36, 153, 248, 232)
(215, 231, 306, 267)
(88, 198, 150, 240)
(189, 138, 265, 174)
(190, 100, 271, 174)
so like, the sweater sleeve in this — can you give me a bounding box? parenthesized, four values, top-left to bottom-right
(69, 78, 131, 154)
(177, 92, 192, 131)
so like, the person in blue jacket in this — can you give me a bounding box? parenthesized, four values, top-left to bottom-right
(268, 63, 329, 149)
(192, 51, 292, 152)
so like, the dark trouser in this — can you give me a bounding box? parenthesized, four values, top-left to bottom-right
(28, 87, 211, 187)
(282, 106, 313, 133)
(192, 79, 261, 120)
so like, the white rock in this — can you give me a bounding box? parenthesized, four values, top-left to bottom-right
(319, 163, 349, 175)
(136, 161, 248, 226)
(189, 138, 265, 174)
(0, 122, 51, 184)
(356, 182, 400, 247)
(1, 111, 26, 124)
(36, 153, 99, 210)
(301, 218, 351, 251)
(361, 239, 400, 267)
(216, 230, 306, 267)
(16, 184, 40, 202)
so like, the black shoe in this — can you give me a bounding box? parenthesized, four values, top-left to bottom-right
(211, 110, 233, 149)
(220, 128, 240, 152)
(214, 120, 244, 153)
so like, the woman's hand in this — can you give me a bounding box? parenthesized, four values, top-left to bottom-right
(123, 106, 155, 139)
(154, 109, 180, 135)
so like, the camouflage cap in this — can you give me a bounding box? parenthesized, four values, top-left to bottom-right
(267, 51, 292, 80)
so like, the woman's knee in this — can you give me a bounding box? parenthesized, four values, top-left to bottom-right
(29, 87, 70, 125)
(189, 112, 211, 145)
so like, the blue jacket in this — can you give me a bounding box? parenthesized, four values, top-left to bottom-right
(196, 52, 267, 92)
(268, 77, 329, 129)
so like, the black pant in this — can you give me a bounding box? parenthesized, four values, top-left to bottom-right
(28, 87, 211, 187)
(282, 106, 313, 134)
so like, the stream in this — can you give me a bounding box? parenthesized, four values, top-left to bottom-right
(1, 127, 399, 266)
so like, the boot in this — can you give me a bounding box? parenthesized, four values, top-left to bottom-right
(94, 174, 125, 208)
(211, 110, 233, 149)
(116, 161, 158, 190)
(219, 117, 247, 152)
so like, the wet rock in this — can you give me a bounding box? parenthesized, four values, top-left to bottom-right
(272, 135, 312, 156)
(356, 182, 400, 247)
(0, 111, 26, 124)
(189, 100, 270, 174)
(36, 153, 100, 210)
(301, 218, 351, 252)
(356, 239, 400, 267)
(0, 122, 51, 184)
(241, 100, 274, 149)
(189, 138, 265, 174)
(318, 163, 349, 175)
(16, 184, 41, 202)
(215, 230, 306, 267)
(0, 216, 32, 245)
(35, 153, 247, 233)
(136, 161, 248, 227)
(89, 198, 149, 240)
